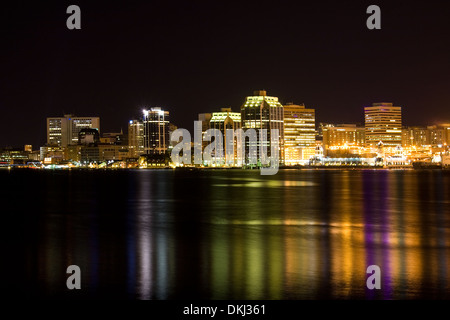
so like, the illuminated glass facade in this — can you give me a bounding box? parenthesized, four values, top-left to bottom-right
(364, 103, 402, 148)
(241, 90, 285, 165)
(143, 107, 169, 155)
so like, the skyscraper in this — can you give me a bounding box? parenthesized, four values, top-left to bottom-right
(143, 107, 169, 155)
(364, 103, 402, 148)
(47, 114, 100, 147)
(241, 90, 285, 166)
(283, 103, 315, 164)
(209, 108, 242, 166)
(128, 119, 144, 157)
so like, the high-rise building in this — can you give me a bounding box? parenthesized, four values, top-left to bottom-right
(241, 90, 284, 165)
(143, 107, 169, 155)
(47, 114, 100, 147)
(283, 103, 315, 164)
(364, 103, 402, 148)
(210, 108, 241, 132)
(128, 120, 144, 158)
(209, 108, 242, 166)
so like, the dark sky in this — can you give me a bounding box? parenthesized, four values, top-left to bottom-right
(2, 0, 450, 148)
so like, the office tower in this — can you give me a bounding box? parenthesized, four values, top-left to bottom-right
(283, 103, 315, 164)
(143, 107, 169, 155)
(364, 103, 402, 148)
(241, 90, 284, 165)
(210, 108, 241, 132)
(47, 114, 100, 147)
(209, 108, 242, 166)
(128, 120, 144, 157)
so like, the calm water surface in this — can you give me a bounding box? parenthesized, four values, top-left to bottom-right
(1, 168, 449, 299)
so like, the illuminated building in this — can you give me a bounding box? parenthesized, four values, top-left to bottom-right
(445, 124, 450, 146)
(402, 124, 450, 148)
(97, 145, 129, 161)
(210, 108, 242, 132)
(402, 126, 429, 148)
(209, 108, 242, 166)
(365, 103, 402, 149)
(241, 90, 285, 165)
(47, 114, 100, 147)
(101, 131, 127, 145)
(80, 146, 100, 163)
(143, 107, 170, 155)
(40, 145, 65, 163)
(128, 120, 144, 157)
(283, 103, 315, 164)
(0, 147, 29, 164)
(322, 124, 365, 155)
(427, 124, 450, 146)
(66, 128, 129, 164)
(66, 144, 129, 163)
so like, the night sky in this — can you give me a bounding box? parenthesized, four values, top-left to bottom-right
(2, 0, 450, 148)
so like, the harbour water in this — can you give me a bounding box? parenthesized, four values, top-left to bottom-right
(1, 168, 449, 299)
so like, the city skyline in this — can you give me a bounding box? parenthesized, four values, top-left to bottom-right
(2, 93, 449, 150)
(2, 90, 449, 170)
(2, 1, 450, 147)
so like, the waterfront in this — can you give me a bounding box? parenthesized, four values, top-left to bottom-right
(1, 169, 449, 299)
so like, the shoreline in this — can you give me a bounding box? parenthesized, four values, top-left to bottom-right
(2, 165, 448, 171)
